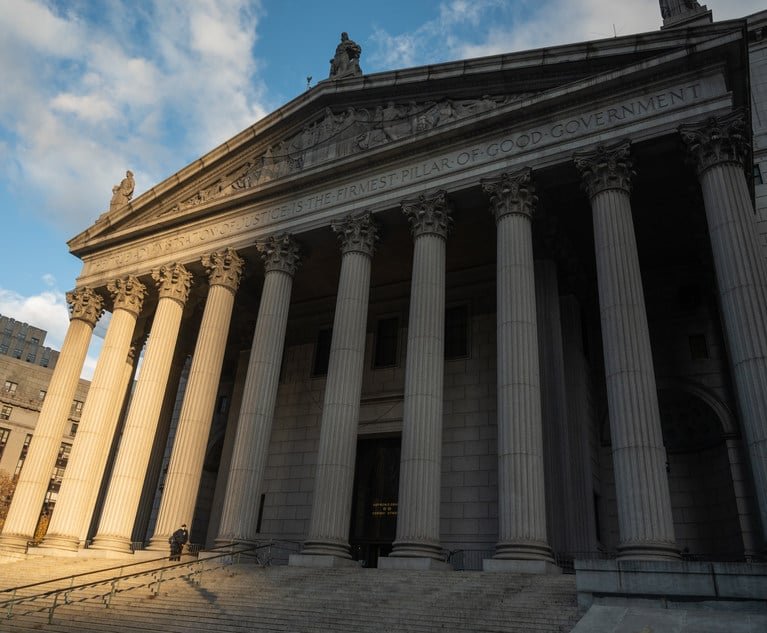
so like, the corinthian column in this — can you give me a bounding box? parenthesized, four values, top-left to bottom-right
(574, 140, 677, 560)
(217, 234, 300, 543)
(0, 288, 104, 552)
(296, 213, 378, 566)
(479, 169, 555, 572)
(148, 249, 244, 550)
(42, 277, 146, 552)
(681, 111, 767, 543)
(381, 191, 451, 570)
(90, 263, 193, 553)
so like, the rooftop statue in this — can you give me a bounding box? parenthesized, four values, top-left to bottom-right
(110, 170, 135, 212)
(659, 0, 702, 19)
(329, 32, 362, 79)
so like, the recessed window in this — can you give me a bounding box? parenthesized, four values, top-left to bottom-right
(374, 317, 399, 368)
(0, 406, 11, 420)
(312, 327, 333, 376)
(0, 344, 7, 354)
(4, 381, 17, 394)
(26, 353, 36, 363)
(11, 349, 21, 359)
(69, 422, 78, 437)
(445, 305, 469, 359)
(72, 400, 84, 414)
(754, 164, 764, 186)
(14, 433, 32, 478)
(39, 390, 46, 401)
(689, 334, 709, 360)
(217, 394, 230, 415)
(0, 427, 9, 460)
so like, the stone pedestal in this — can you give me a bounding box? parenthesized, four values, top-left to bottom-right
(387, 191, 450, 563)
(0, 288, 103, 552)
(90, 263, 192, 554)
(42, 277, 147, 553)
(482, 169, 554, 564)
(148, 249, 244, 550)
(216, 235, 300, 543)
(575, 141, 677, 560)
(681, 112, 767, 546)
(299, 214, 377, 563)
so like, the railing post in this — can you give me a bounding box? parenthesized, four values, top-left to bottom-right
(153, 569, 164, 596)
(48, 592, 59, 624)
(106, 578, 118, 608)
(6, 589, 16, 619)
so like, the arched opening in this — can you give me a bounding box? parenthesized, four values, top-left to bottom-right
(658, 388, 743, 560)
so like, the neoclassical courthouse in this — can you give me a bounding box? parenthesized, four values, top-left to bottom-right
(1, 2, 767, 572)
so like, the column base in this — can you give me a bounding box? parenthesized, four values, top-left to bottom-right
(0, 533, 33, 554)
(289, 554, 360, 568)
(618, 541, 680, 561)
(38, 533, 80, 553)
(493, 540, 555, 563)
(378, 556, 452, 571)
(389, 540, 445, 561)
(301, 539, 351, 559)
(145, 536, 172, 552)
(88, 534, 133, 555)
(483, 558, 561, 574)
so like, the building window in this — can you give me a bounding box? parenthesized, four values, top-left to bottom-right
(30, 337, 39, 345)
(216, 395, 229, 415)
(69, 422, 78, 437)
(0, 427, 9, 460)
(55, 442, 71, 469)
(72, 400, 84, 414)
(26, 353, 36, 363)
(4, 381, 17, 395)
(0, 406, 11, 420)
(14, 434, 32, 478)
(689, 334, 709, 360)
(39, 390, 46, 401)
(445, 304, 469, 359)
(11, 349, 21, 359)
(373, 317, 399, 368)
(0, 344, 7, 354)
(312, 327, 333, 376)
(754, 164, 764, 186)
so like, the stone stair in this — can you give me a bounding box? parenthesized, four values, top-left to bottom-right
(0, 557, 583, 632)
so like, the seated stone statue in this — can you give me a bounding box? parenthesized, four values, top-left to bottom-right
(110, 170, 135, 212)
(329, 32, 362, 79)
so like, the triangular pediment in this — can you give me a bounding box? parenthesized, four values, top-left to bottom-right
(68, 20, 747, 257)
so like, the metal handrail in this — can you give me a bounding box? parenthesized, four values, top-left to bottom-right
(0, 542, 266, 624)
(1, 541, 237, 597)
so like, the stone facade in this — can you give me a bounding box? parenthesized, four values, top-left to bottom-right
(2, 8, 766, 574)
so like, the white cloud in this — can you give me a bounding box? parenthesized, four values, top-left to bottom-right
(0, 0, 269, 234)
(369, 0, 767, 70)
(0, 283, 104, 380)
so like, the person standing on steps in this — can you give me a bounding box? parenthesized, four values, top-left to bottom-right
(169, 524, 188, 561)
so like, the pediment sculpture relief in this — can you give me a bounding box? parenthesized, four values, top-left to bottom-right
(161, 94, 523, 218)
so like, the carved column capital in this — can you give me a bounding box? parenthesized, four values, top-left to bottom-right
(257, 233, 301, 276)
(680, 110, 749, 175)
(331, 212, 379, 256)
(481, 168, 537, 223)
(152, 263, 193, 305)
(401, 190, 452, 239)
(107, 276, 147, 316)
(66, 286, 105, 327)
(202, 248, 245, 292)
(574, 139, 634, 199)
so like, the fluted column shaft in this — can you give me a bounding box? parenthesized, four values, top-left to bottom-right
(42, 277, 146, 552)
(0, 288, 103, 551)
(303, 214, 378, 558)
(482, 170, 553, 562)
(90, 263, 193, 553)
(575, 140, 677, 559)
(149, 249, 244, 549)
(217, 234, 300, 543)
(389, 191, 450, 561)
(681, 112, 767, 542)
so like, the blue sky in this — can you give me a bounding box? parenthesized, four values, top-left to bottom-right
(0, 0, 762, 377)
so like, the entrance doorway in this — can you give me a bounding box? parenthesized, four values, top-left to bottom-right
(349, 436, 400, 567)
